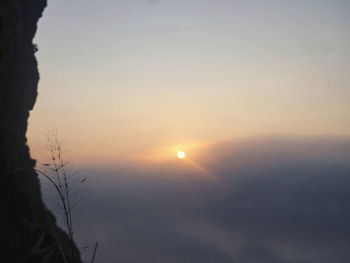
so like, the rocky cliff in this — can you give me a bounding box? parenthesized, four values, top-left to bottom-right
(0, 1, 81, 262)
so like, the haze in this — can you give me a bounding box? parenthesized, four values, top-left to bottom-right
(28, 0, 350, 164)
(27, 1, 350, 262)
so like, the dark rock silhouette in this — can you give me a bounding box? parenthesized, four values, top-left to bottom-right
(0, 1, 81, 262)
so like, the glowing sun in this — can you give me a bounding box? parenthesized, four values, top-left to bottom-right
(177, 151, 186, 159)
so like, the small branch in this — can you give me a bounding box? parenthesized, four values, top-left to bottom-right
(90, 242, 99, 263)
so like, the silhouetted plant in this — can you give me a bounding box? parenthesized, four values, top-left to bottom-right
(35, 130, 98, 262)
(36, 131, 77, 241)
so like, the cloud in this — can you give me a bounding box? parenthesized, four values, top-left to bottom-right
(145, 0, 160, 5)
(44, 136, 350, 262)
(178, 220, 244, 261)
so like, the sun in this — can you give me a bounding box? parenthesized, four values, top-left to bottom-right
(177, 151, 186, 159)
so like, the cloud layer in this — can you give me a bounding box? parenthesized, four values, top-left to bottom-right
(44, 136, 350, 262)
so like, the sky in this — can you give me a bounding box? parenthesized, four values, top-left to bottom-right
(28, 0, 350, 164)
(27, 1, 350, 262)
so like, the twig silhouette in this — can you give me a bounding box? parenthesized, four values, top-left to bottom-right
(36, 130, 80, 261)
(36, 130, 100, 262)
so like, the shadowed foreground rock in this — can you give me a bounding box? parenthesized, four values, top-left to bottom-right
(0, 1, 82, 262)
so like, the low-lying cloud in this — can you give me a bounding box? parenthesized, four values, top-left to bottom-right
(43, 136, 350, 262)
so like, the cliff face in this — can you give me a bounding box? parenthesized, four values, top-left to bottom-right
(0, 1, 81, 262)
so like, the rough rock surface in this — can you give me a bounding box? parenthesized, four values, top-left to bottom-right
(0, 1, 81, 262)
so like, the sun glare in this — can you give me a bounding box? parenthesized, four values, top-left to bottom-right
(177, 151, 186, 159)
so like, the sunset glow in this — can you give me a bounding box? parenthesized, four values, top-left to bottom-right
(27, 0, 350, 166)
(177, 151, 186, 159)
(22, 1, 350, 262)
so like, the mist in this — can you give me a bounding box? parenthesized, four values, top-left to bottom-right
(40, 135, 350, 262)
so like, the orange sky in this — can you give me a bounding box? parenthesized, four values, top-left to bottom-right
(28, 0, 350, 165)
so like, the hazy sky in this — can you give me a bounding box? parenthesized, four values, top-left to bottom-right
(28, 2, 350, 262)
(28, 0, 350, 164)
